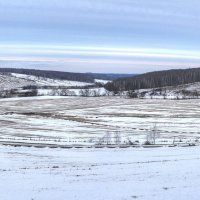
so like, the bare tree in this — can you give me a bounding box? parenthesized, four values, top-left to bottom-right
(104, 131, 111, 145)
(114, 131, 121, 145)
(68, 90, 76, 96)
(50, 88, 60, 96)
(127, 90, 138, 98)
(79, 89, 91, 97)
(91, 89, 101, 97)
(60, 89, 70, 96)
(162, 88, 167, 99)
(146, 123, 160, 144)
(104, 90, 112, 96)
(97, 137, 104, 145)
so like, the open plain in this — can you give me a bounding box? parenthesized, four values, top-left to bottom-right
(0, 96, 199, 146)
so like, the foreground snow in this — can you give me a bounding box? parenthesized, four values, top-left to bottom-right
(1, 145, 200, 200)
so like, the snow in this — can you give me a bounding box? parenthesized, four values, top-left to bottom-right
(1, 145, 200, 200)
(0, 74, 36, 90)
(0, 73, 109, 97)
(136, 82, 200, 99)
(1, 74, 200, 199)
(0, 96, 200, 146)
(11, 73, 93, 87)
(1, 95, 200, 200)
(38, 87, 108, 96)
(94, 79, 110, 84)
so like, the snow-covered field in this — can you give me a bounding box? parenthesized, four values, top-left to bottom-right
(0, 96, 200, 146)
(1, 96, 200, 200)
(1, 145, 200, 200)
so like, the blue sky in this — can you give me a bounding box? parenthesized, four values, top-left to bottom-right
(1, 0, 200, 73)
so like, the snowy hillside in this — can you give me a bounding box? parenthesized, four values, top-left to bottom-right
(0, 73, 110, 98)
(131, 82, 200, 99)
(2, 72, 200, 99)
(0, 73, 94, 91)
(0, 74, 36, 90)
(11, 73, 93, 87)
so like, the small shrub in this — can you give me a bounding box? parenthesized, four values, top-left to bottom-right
(144, 141, 151, 145)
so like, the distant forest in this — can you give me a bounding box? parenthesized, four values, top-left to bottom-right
(0, 68, 134, 83)
(105, 68, 200, 91)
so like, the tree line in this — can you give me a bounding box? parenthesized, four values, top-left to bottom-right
(105, 68, 200, 92)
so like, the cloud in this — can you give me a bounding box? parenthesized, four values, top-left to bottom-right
(0, 44, 200, 73)
(1, 0, 200, 72)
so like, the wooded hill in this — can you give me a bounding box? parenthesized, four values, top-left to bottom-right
(0, 68, 134, 83)
(105, 68, 200, 91)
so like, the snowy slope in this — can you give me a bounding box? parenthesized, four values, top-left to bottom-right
(135, 82, 200, 99)
(0, 73, 112, 98)
(0, 72, 94, 91)
(11, 73, 93, 87)
(0, 74, 36, 90)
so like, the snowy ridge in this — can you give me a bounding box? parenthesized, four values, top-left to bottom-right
(11, 73, 93, 87)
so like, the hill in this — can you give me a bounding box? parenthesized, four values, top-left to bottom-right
(0, 68, 134, 83)
(105, 68, 200, 92)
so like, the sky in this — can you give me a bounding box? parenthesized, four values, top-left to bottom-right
(1, 0, 200, 73)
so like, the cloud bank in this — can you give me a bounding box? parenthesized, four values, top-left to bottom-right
(0, 0, 200, 73)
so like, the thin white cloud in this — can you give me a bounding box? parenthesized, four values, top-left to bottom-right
(1, 45, 200, 73)
(1, 45, 200, 60)
(1, 0, 200, 72)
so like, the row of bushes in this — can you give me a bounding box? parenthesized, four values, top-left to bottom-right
(0, 89, 38, 98)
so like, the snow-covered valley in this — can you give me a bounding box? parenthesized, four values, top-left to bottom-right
(0, 73, 109, 98)
(1, 72, 200, 99)
(1, 75, 200, 200)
